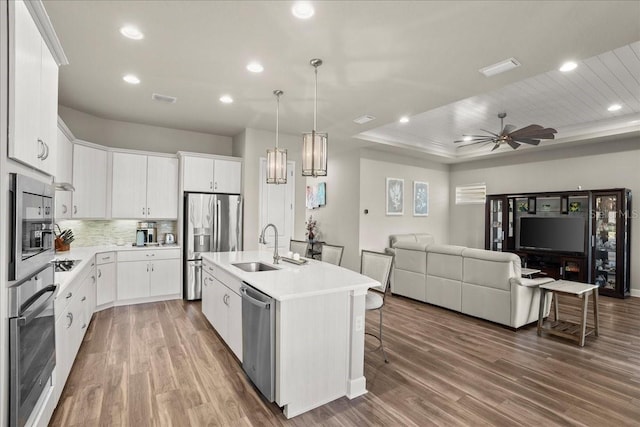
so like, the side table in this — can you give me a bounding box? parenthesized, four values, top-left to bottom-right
(537, 280, 599, 347)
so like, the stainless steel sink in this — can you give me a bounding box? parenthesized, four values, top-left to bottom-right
(232, 262, 279, 272)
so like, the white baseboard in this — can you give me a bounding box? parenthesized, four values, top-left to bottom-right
(630, 289, 640, 298)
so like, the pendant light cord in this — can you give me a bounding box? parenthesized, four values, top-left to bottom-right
(313, 65, 318, 131)
(276, 93, 280, 149)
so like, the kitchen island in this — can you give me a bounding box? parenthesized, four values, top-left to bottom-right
(200, 250, 380, 418)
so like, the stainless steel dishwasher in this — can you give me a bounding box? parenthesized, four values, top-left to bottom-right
(241, 282, 275, 402)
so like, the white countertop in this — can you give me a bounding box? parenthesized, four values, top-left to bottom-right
(201, 250, 379, 301)
(54, 244, 180, 293)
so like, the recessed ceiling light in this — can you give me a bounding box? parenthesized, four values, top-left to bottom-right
(399, 116, 409, 124)
(353, 114, 376, 124)
(119, 25, 144, 40)
(247, 62, 264, 73)
(463, 136, 473, 142)
(607, 104, 622, 112)
(219, 95, 233, 104)
(292, 2, 315, 19)
(122, 74, 140, 84)
(559, 61, 577, 72)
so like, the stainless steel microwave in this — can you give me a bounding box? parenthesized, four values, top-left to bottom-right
(9, 173, 55, 282)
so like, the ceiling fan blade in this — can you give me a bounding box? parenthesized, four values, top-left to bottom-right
(480, 129, 499, 137)
(502, 124, 516, 135)
(514, 138, 541, 145)
(456, 139, 496, 148)
(507, 140, 521, 149)
(491, 143, 501, 151)
(509, 125, 558, 139)
(454, 136, 495, 143)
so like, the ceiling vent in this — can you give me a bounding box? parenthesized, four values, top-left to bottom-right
(353, 114, 376, 124)
(151, 93, 177, 104)
(479, 57, 521, 77)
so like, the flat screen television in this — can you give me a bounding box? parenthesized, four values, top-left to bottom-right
(519, 217, 586, 254)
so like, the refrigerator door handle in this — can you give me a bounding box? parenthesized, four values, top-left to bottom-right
(216, 200, 221, 252)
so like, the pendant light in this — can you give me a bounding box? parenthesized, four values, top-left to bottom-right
(302, 58, 328, 177)
(266, 90, 287, 184)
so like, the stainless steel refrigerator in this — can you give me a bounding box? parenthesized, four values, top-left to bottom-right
(184, 193, 243, 300)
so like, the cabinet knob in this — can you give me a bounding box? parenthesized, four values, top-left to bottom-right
(81, 296, 86, 302)
(98, 269, 102, 278)
(66, 292, 73, 299)
(81, 323, 87, 330)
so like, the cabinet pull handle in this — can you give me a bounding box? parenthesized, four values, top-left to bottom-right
(62, 204, 67, 214)
(74, 205, 78, 214)
(210, 181, 213, 189)
(42, 142, 49, 160)
(147, 263, 149, 272)
(38, 206, 42, 216)
(98, 269, 102, 278)
(214, 182, 218, 190)
(82, 323, 87, 330)
(143, 207, 145, 215)
(37, 139, 45, 159)
(66, 292, 73, 299)
(81, 296, 86, 302)
(151, 263, 154, 272)
(148, 208, 150, 216)
(91, 275, 96, 283)
(66, 312, 73, 328)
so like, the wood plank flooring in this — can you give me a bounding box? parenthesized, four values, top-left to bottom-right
(50, 293, 640, 426)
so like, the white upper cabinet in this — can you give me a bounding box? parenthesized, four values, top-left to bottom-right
(73, 144, 107, 218)
(55, 124, 74, 220)
(9, 0, 61, 176)
(182, 155, 242, 194)
(111, 152, 178, 219)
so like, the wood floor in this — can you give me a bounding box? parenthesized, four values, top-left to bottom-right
(50, 293, 640, 426)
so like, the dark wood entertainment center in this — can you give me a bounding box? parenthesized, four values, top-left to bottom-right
(485, 188, 631, 298)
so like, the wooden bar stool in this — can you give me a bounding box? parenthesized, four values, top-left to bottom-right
(537, 280, 599, 347)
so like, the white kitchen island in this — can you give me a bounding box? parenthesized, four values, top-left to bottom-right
(200, 250, 380, 418)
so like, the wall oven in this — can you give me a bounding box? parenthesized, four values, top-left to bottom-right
(9, 264, 57, 427)
(9, 173, 55, 281)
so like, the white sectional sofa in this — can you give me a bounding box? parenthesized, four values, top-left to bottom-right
(388, 234, 554, 328)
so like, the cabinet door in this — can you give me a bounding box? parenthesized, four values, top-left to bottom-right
(149, 258, 180, 296)
(183, 156, 214, 192)
(147, 156, 178, 219)
(73, 144, 107, 218)
(54, 309, 71, 401)
(213, 159, 242, 194)
(10, 0, 42, 169)
(96, 262, 116, 306)
(112, 152, 148, 218)
(68, 292, 86, 359)
(202, 271, 215, 324)
(56, 126, 73, 183)
(210, 277, 228, 337)
(226, 290, 243, 361)
(39, 44, 59, 176)
(55, 190, 72, 220)
(117, 261, 150, 300)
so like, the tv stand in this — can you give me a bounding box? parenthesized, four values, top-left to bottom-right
(486, 188, 631, 298)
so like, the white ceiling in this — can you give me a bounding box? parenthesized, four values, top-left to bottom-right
(43, 1, 640, 162)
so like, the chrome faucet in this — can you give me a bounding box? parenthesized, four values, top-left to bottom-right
(259, 223, 280, 264)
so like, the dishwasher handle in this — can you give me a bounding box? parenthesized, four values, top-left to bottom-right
(240, 287, 271, 309)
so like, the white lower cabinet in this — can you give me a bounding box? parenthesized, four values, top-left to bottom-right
(96, 253, 116, 307)
(117, 249, 181, 301)
(202, 261, 242, 361)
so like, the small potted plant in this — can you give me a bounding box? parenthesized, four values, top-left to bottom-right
(305, 215, 317, 242)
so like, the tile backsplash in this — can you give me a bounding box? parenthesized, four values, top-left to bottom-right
(57, 220, 177, 247)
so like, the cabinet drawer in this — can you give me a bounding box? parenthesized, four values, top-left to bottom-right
(203, 261, 242, 295)
(118, 248, 180, 262)
(96, 251, 116, 265)
(54, 259, 95, 319)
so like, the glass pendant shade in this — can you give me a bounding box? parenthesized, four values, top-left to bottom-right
(302, 130, 327, 177)
(266, 89, 287, 184)
(266, 147, 288, 184)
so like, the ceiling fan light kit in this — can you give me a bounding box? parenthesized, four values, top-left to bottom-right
(302, 58, 328, 178)
(266, 90, 288, 184)
(455, 112, 557, 151)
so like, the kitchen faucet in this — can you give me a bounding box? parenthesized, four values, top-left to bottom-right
(259, 223, 280, 264)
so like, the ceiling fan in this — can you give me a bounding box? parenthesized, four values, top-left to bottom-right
(454, 112, 557, 151)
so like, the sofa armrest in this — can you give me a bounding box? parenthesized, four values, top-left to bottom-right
(511, 277, 556, 288)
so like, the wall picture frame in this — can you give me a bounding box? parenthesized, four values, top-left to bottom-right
(386, 177, 404, 215)
(413, 181, 429, 216)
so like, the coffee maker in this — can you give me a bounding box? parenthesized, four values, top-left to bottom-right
(136, 221, 157, 245)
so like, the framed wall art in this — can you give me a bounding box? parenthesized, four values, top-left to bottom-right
(413, 181, 429, 216)
(386, 177, 404, 215)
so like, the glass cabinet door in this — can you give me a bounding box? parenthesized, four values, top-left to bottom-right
(489, 198, 504, 251)
(593, 194, 617, 291)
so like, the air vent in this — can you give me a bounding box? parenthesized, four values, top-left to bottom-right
(479, 58, 521, 77)
(151, 93, 177, 104)
(353, 114, 376, 124)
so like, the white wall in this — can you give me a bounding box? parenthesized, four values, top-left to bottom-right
(359, 149, 450, 253)
(305, 147, 362, 271)
(233, 128, 306, 252)
(449, 137, 640, 294)
(59, 105, 232, 155)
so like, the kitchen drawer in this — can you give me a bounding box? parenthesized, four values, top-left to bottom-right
(117, 248, 180, 262)
(96, 251, 116, 265)
(55, 259, 95, 319)
(204, 261, 242, 295)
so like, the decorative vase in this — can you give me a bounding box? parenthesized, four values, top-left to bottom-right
(308, 231, 314, 242)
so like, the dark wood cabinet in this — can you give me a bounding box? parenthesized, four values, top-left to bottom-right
(486, 188, 631, 298)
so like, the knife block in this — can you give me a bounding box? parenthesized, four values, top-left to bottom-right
(55, 237, 70, 252)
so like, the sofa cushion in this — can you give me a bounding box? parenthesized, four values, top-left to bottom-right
(394, 247, 427, 274)
(461, 283, 511, 325)
(392, 269, 426, 301)
(426, 244, 465, 281)
(389, 233, 434, 248)
(415, 234, 435, 245)
(462, 248, 520, 291)
(426, 276, 461, 311)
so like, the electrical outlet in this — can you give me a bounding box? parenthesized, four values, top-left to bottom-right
(355, 315, 363, 331)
